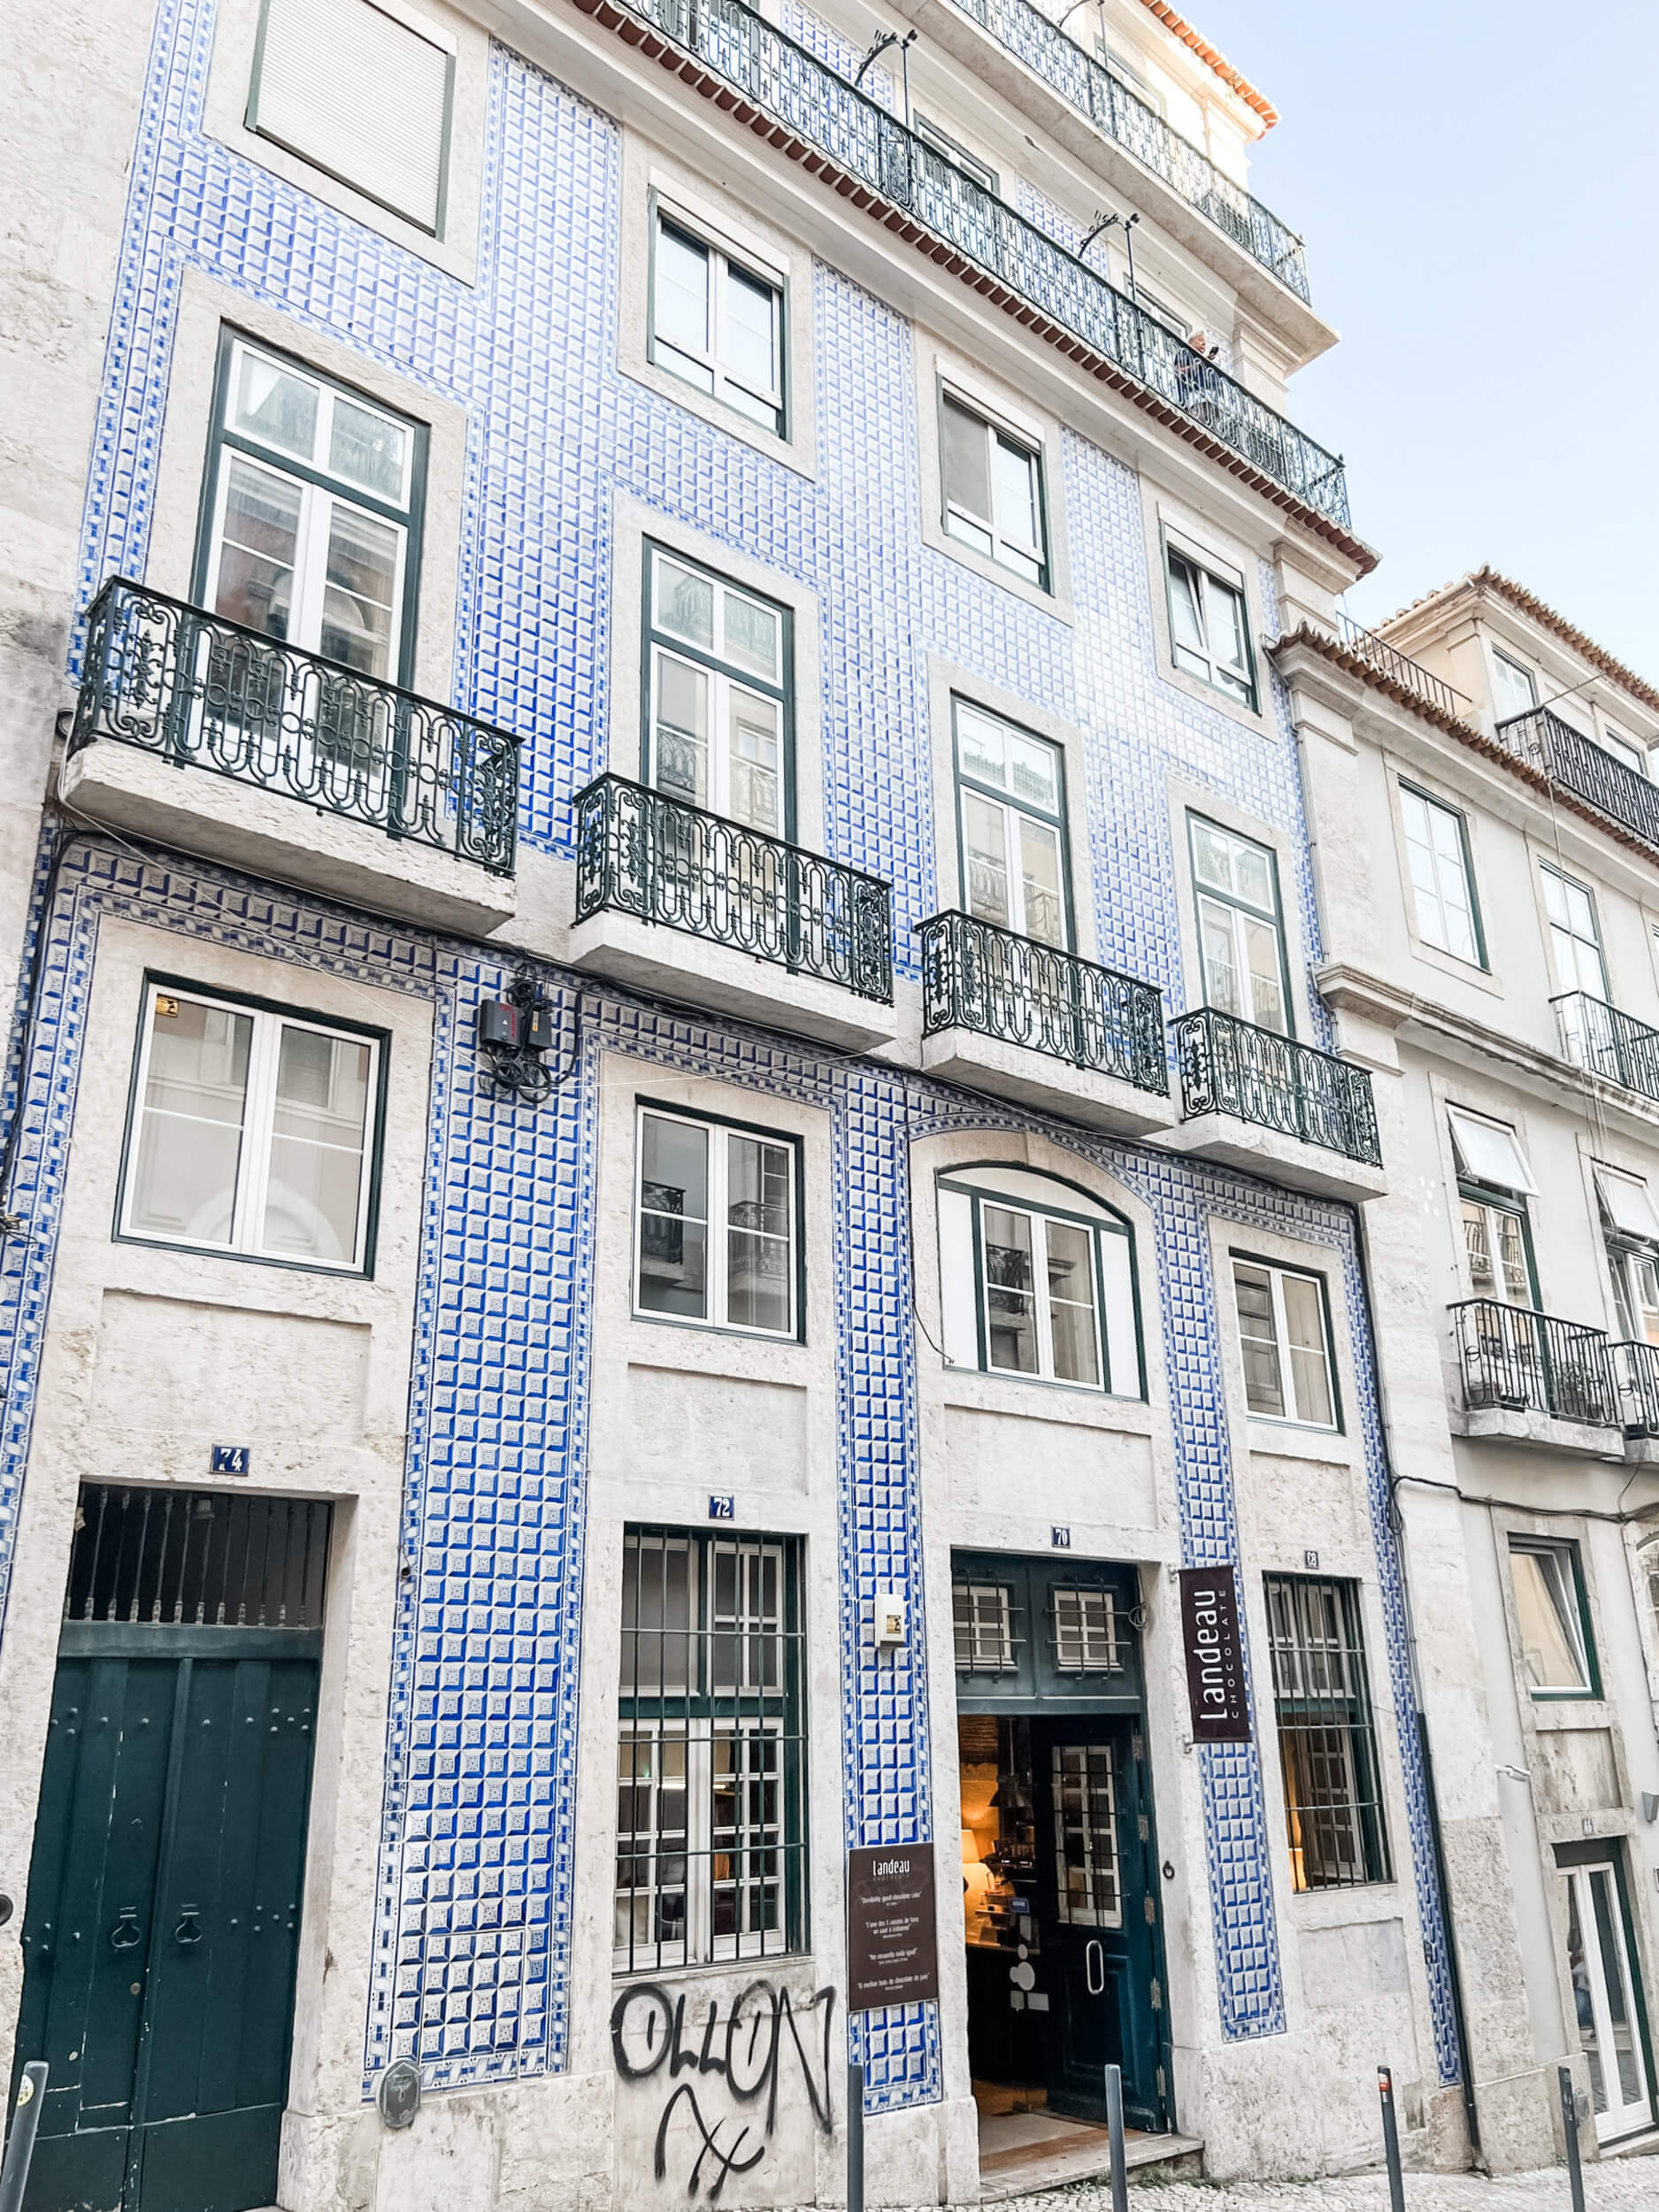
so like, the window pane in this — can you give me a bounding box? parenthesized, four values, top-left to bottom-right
(721, 588, 780, 684)
(319, 503, 400, 677)
(1008, 732, 1060, 816)
(653, 224, 711, 375)
(129, 998, 254, 1244)
(1018, 817, 1064, 947)
(1243, 916, 1286, 1033)
(615, 1730, 689, 1963)
(1232, 839, 1275, 915)
(941, 397, 992, 527)
(654, 653, 710, 806)
(263, 1027, 372, 1262)
(1280, 1273, 1333, 1426)
(1168, 555, 1205, 657)
(1494, 653, 1536, 719)
(1589, 1870, 1644, 2109)
(724, 264, 779, 402)
(963, 793, 1012, 928)
(983, 1205, 1038, 1373)
(1200, 895, 1244, 1016)
(1202, 572, 1248, 677)
(726, 690, 780, 833)
(1510, 1547, 1589, 1692)
(328, 396, 407, 501)
(993, 434, 1041, 554)
(620, 1533, 693, 1694)
(233, 349, 319, 461)
(654, 557, 716, 650)
(638, 1116, 710, 1317)
(956, 708, 1007, 791)
(215, 457, 301, 638)
(726, 1135, 791, 1333)
(1046, 1220, 1100, 1386)
(1234, 1263, 1284, 1416)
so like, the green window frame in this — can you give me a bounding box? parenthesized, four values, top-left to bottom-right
(1263, 1574, 1392, 1891)
(1398, 781, 1486, 967)
(1187, 813, 1293, 1036)
(1509, 1536, 1601, 1700)
(951, 697, 1072, 948)
(615, 1525, 807, 1972)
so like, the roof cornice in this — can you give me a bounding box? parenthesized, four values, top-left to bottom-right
(1134, 1, 1277, 127)
(1379, 568, 1659, 719)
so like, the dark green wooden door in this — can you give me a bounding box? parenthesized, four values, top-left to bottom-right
(15, 1632, 319, 2212)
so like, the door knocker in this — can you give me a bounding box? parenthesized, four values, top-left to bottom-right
(109, 1908, 142, 1952)
(173, 1905, 204, 1947)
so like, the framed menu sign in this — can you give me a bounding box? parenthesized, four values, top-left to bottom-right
(1179, 1566, 1251, 1744)
(846, 1845, 939, 2012)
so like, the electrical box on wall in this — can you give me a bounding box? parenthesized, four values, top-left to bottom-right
(872, 1589, 906, 1647)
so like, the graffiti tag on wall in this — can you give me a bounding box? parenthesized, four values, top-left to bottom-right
(611, 1980, 837, 2200)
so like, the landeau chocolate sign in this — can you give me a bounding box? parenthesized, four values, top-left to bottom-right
(846, 1845, 939, 2012)
(1179, 1566, 1251, 1743)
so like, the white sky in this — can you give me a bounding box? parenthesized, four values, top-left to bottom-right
(1205, 0, 1659, 674)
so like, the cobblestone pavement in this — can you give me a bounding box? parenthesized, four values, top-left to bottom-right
(977, 2157, 1658, 2210)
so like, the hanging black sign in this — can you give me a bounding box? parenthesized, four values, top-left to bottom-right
(846, 1845, 939, 2012)
(1179, 1565, 1252, 1744)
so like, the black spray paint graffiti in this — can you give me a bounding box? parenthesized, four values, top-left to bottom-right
(611, 1980, 838, 2200)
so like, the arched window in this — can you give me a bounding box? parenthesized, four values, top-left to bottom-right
(936, 1166, 1141, 1397)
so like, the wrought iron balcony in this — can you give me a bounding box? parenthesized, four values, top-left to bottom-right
(918, 910, 1167, 1092)
(948, 0, 1310, 300)
(72, 577, 519, 872)
(572, 772, 894, 1001)
(1612, 1340, 1659, 1440)
(1450, 1300, 1617, 1428)
(581, 0, 1350, 529)
(1496, 707, 1659, 859)
(1171, 1007, 1379, 1165)
(1335, 612, 1471, 722)
(1553, 992, 1659, 1104)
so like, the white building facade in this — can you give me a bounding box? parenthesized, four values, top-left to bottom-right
(0, 1, 1567, 2208)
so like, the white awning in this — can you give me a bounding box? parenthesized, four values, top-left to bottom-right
(1448, 1109, 1537, 1194)
(1595, 1166, 1659, 1241)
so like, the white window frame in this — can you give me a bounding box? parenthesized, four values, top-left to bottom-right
(913, 112, 999, 194)
(977, 1197, 1107, 1390)
(648, 205, 786, 435)
(119, 980, 380, 1272)
(632, 1105, 798, 1340)
(1462, 1193, 1532, 1306)
(1049, 1742, 1124, 1930)
(939, 388, 1048, 588)
(1165, 544, 1256, 709)
(1399, 783, 1482, 965)
(1233, 1257, 1339, 1431)
(1507, 1537, 1594, 1697)
(1491, 649, 1538, 724)
(1447, 1109, 1538, 1194)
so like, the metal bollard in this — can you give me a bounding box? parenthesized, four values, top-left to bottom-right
(0, 2062, 48, 2212)
(1102, 2062, 1129, 2212)
(1558, 2063, 1586, 2212)
(1377, 2065, 1406, 2212)
(847, 2059, 864, 2212)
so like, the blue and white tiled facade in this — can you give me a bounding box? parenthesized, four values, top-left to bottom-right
(0, 0, 1474, 2195)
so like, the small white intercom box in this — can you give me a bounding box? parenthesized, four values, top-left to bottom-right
(873, 1589, 907, 1647)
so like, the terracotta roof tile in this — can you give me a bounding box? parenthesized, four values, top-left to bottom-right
(1135, 1, 1278, 127)
(1379, 567, 1659, 718)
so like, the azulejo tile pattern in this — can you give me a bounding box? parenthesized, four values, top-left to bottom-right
(32, 0, 1458, 2112)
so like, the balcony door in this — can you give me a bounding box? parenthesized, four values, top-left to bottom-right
(194, 333, 424, 819)
(1188, 815, 1289, 1035)
(1558, 1847, 1655, 2145)
(953, 702, 1068, 949)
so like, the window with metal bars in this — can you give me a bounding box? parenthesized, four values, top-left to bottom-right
(65, 1484, 330, 1630)
(1051, 1585, 1123, 1673)
(615, 1527, 805, 1972)
(1263, 1575, 1391, 1891)
(954, 1579, 1016, 1672)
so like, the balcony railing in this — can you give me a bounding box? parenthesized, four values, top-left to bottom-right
(1612, 1340, 1659, 1439)
(1450, 1300, 1618, 1428)
(585, 0, 1350, 529)
(72, 577, 520, 872)
(572, 772, 894, 1001)
(949, 0, 1310, 300)
(1553, 992, 1659, 1104)
(1496, 707, 1659, 858)
(1171, 1007, 1380, 1166)
(918, 910, 1167, 1093)
(1335, 612, 1471, 722)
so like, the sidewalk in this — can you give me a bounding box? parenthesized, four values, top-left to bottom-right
(976, 2158, 1659, 2211)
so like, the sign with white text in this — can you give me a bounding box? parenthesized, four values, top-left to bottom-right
(1179, 1565, 1251, 1744)
(846, 1845, 938, 2012)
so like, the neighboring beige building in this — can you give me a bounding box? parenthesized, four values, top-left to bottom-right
(1279, 571, 1659, 2162)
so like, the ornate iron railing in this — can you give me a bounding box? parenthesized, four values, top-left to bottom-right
(588, 0, 1350, 527)
(949, 0, 1310, 299)
(918, 910, 1167, 1093)
(1171, 1007, 1379, 1165)
(72, 578, 519, 872)
(1450, 1300, 1617, 1428)
(572, 772, 894, 1001)
(1496, 707, 1659, 858)
(1611, 1339, 1659, 1440)
(1552, 992, 1659, 1103)
(1335, 612, 1470, 721)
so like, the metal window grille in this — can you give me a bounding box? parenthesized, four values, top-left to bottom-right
(1050, 1586, 1123, 1672)
(1051, 1743, 1122, 1927)
(615, 1527, 805, 1972)
(953, 1579, 1016, 1671)
(1263, 1575, 1391, 1891)
(65, 1483, 330, 1630)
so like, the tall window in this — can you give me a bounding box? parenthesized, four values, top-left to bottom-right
(1508, 1538, 1597, 1698)
(634, 1105, 798, 1339)
(649, 211, 785, 434)
(1399, 785, 1482, 965)
(940, 392, 1048, 588)
(954, 702, 1068, 946)
(1166, 547, 1255, 709)
(1598, 1169, 1659, 1344)
(1263, 1575, 1391, 1891)
(1597, 723, 1649, 778)
(120, 981, 380, 1271)
(1233, 1259, 1337, 1428)
(1491, 649, 1538, 723)
(615, 1528, 805, 1970)
(249, 0, 455, 233)
(1449, 1110, 1537, 1307)
(936, 1168, 1141, 1396)
(202, 333, 423, 685)
(1189, 815, 1288, 1033)
(913, 114, 999, 193)
(643, 545, 790, 837)
(1542, 865, 1609, 1002)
